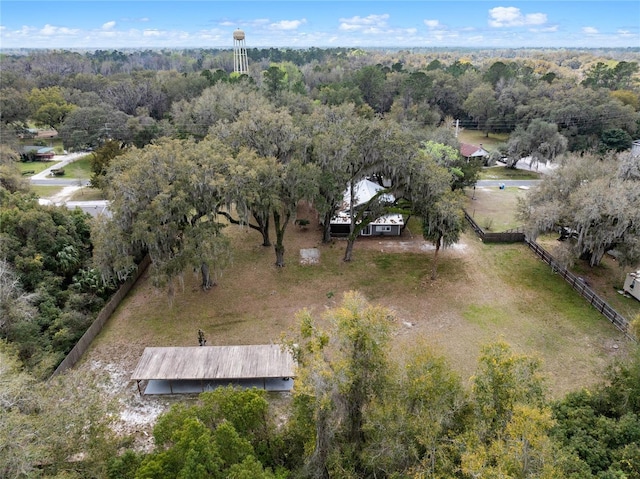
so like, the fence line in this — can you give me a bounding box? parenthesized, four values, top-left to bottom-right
(51, 255, 151, 378)
(524, 239, 632, 338)
(463, 210, 525, 243)
(463, 210, 632, 339)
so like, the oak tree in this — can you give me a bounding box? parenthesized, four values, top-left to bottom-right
(94, 137, 231, 291)
(520, 151, 640, 267)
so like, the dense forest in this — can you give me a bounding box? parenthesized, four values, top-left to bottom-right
(1, 46, 639, 478)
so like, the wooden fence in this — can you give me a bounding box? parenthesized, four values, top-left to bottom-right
(51, 255, 151, 378)
(463, 210, 525, 243)
(524, 239, 632, 338)
(463, 209, 633, 339)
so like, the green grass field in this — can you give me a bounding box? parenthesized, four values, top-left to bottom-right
(30, 185, 63, 197)
(17, 160, 58, 175)
(479, 166, 541, 180)
(465, 183, 640, 323)
(457, 130, 508, 149)
(69, 187, 105, 201)
(59, 155, 92, 179)
(464, 186, 528, 232)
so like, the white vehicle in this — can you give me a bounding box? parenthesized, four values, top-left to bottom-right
(623, 271, 640, 301)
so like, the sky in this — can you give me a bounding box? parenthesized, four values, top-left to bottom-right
(1, 1, 639, 50)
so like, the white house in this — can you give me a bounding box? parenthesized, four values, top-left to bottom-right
(330, 178, 404, 237)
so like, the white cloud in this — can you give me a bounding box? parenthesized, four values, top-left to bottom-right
(143, 29, 161, 37)
(40, 24, 79, 36)
(617, 29, 634, 38)
(339, 14, 389, 32)
(582, 26, 599, 35)
(102, 21, 116, 30)
(531, 25, 559, 33)
(269, 19, 307, 31)
(488, 7, 547, 27)
(424, 19, 440, 29)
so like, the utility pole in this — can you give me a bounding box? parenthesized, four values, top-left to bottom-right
(103, 123, 111, 142)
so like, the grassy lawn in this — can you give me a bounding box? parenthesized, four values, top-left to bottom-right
(457, 130, 508, 149)
(60, 155, 92, 179)
(69, 187, 105, 201)
(30, 185, 105, 201)
(17, 160, 58, 175)
(479, 166, 541, 180)
(467, 187, 640, 322)
(464, 186, 528, 232)
(87, 207, 632, 399)
(536, 234, 640, 321)
(30, 185, 63, 197)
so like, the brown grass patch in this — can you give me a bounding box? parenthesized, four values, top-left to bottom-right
(86, 207, 630, 398)
(78, 200, 636, 443)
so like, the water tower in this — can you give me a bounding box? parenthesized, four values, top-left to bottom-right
(233, 29, 248, 74)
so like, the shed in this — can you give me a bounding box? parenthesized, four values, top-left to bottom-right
(131, 345, 296, 395)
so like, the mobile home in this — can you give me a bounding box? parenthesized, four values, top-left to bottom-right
(623, 271, 640, 301)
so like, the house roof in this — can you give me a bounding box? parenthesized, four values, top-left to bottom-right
(331, 212, 404, 225)
(131, 345, 296, 381)
(343, 178, 394, 209)
(460, 143, 489, 158)
(22, 146, 55, 154)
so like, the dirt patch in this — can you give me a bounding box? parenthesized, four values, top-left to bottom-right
(48, 186, 82, 203)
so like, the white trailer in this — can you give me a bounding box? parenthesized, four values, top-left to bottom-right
(623, 271, 640, 301)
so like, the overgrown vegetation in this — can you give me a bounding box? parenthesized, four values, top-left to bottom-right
(0, 189, 116, 377)
(4, 295, 638, 478)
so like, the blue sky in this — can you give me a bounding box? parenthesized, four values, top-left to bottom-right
(1, 1, 638, 49)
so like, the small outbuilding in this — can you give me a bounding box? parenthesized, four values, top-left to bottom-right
(131, 344, 296, 395)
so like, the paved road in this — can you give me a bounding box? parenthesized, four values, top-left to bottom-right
(31, 152, 88, 179)
(31, 153, 91, 186)
(31, 152, 108, 215)
(31, 178, 91, 186)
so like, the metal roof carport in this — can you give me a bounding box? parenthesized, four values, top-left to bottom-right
(131, 345, 296, 395)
